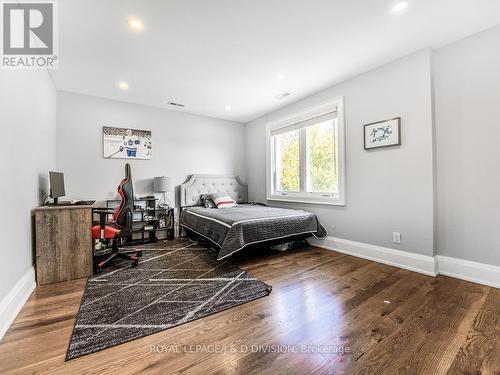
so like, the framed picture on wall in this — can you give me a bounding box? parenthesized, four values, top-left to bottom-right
(363, 117, 401, 150)
(103, 126, 152, 159)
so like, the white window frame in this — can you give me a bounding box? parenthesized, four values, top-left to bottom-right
(265, 96, 346, 206)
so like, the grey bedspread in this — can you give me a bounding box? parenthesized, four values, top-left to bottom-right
(179, 204, 327, 260)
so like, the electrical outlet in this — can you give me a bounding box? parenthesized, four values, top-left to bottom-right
(393, 232, 401, 244)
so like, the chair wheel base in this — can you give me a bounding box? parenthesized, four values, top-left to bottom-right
(131, 260, 139, 267)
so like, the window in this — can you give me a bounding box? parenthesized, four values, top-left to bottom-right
(273, 128, 301, 192)
(266, 97, 345, 205)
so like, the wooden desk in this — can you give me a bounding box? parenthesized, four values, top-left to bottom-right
(35, 204, 93, 285)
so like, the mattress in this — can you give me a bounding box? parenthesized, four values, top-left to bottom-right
(179, 204, 327, 259)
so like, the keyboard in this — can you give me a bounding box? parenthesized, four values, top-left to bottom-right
(46, 200, 96, 206)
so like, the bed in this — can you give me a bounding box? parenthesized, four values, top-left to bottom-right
(179, 175, 327, 260)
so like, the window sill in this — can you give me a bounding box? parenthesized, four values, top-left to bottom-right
(267, 195, 345, 206)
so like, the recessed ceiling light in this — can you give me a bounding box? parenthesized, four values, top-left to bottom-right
(225, 105, 232, 111)
(275, 74, 286, 80)
(127, 16, 144, 32)
(118, 81, 129, 90)
(392, 1, 408, 13)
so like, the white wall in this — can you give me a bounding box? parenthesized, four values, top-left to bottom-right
(434, 26, 500, 267)
(56, 92, 246, 204)
(0, 70, 56, 301)
(246, 50, 435, 257)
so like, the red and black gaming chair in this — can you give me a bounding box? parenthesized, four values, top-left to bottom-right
(92, 163, 142, 272)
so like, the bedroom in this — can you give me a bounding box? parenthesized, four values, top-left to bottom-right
(0, 0, 499, 374)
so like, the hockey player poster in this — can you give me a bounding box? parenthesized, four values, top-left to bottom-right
(103, 126, 152, 160)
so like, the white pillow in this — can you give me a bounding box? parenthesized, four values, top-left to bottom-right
(211, 191, 237, 209)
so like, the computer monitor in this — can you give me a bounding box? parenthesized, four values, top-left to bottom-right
(49, 171, 65, 204)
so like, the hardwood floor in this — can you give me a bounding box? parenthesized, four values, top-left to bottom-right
(0, 246, 499, 374)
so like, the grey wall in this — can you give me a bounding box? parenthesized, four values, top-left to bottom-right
(0, 71, 56, 301)
(434, 26, 500, 266)
(56, 92, 246, 204)
(245, 50, 435, 257)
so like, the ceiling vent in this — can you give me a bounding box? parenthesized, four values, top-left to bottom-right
(275, 92, 291, 100)
(167, 101, 185, 108)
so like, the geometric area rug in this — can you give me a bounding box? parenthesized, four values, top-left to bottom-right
(66, 239, 272, 360)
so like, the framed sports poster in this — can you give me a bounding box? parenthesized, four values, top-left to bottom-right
(103, 126, 152, 159)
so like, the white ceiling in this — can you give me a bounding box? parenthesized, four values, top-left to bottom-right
(51, 0, 500, 123)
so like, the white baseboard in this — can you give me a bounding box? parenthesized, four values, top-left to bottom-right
(309, 236, 500, 289)
(436, 256, 500, 289)
(0, 266, 36, 341)
(308, 236, 437, 277)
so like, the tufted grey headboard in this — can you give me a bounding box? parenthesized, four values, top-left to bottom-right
(180, 175, 248, 207)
